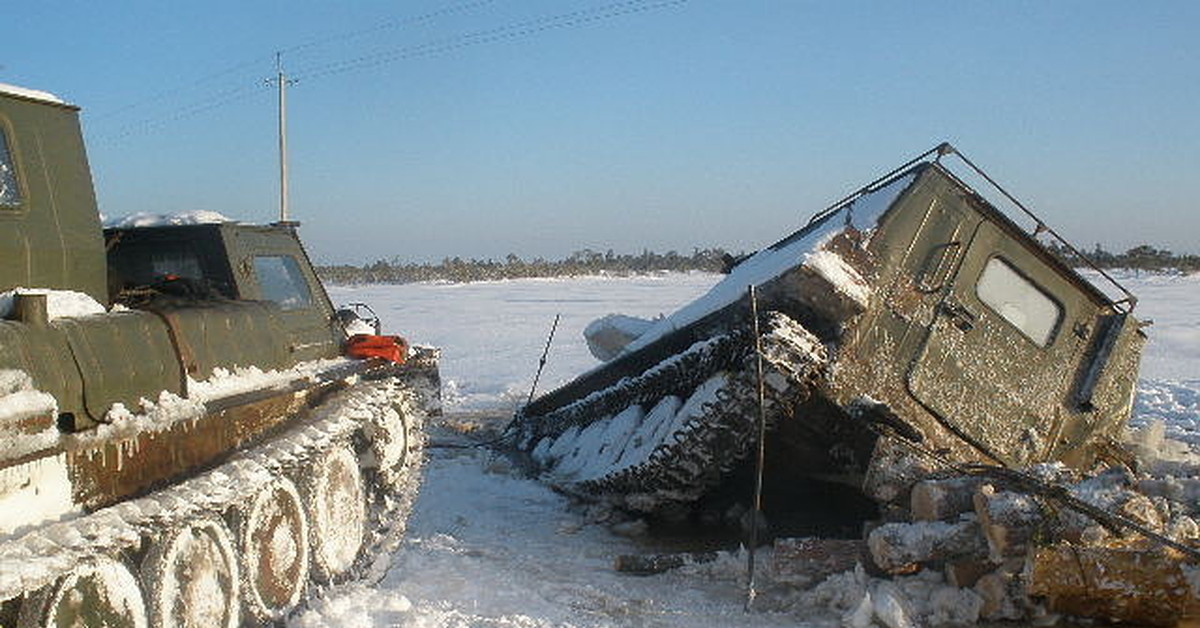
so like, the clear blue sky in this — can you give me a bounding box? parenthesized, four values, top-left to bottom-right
(7, 1, 1199, 264)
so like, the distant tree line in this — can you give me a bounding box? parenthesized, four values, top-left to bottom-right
(316, 248, 737, 284)
(316, 243, 1200, 285)
(1045, 243, 1200, 273)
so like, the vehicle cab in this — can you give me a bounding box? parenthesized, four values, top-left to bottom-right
(105, 220, 343, 364)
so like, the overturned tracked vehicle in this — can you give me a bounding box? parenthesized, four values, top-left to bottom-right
(509, 144, 1143, 525)
(0, 83, 438, 626)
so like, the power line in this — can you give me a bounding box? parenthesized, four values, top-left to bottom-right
(87, 0, 690, 143)
(279, 0, 499, 57)
(91, 84, 271, 144)
(90, 0, 499, 127)
(88, 55, 273, 123)
(292, 0, 689, 82)
(87, 0, 500, 139)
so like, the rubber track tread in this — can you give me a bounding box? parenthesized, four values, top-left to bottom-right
(512, 333, 749, 447)
(518, 312, 827, 512)
(0, 373, 432, 604)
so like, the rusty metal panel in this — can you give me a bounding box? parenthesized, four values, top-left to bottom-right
(67, 388, 311, 510)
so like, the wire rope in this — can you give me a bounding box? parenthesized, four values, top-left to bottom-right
(88, 0, 689, 143)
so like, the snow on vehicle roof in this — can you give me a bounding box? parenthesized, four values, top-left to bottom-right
(624, 172, 915, 353)
(103, 210, 233, 229)
(0, 83, 66, 105)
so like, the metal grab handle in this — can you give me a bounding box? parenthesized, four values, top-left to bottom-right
(939, 298, 977, 331)
(917, 241, 962, 293)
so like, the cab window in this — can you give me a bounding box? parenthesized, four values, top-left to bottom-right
(976, 257, 1062, 347)
(150, 248, 204, 281)
(254, 255, 312, 310)
(0, 128, 21, 207)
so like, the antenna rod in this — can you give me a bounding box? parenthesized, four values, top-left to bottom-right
(527, 313, 561, 406)
(745, 284, 769, 612)
(276, 52, 291, 223)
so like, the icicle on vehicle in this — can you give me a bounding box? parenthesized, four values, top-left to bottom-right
(0, 83, 439, 626)
(509, 143, 1144, 523)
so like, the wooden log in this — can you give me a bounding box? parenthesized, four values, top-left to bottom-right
(974, 481, 1180, 557)
(613, 551, 718, 576)
(974, 484, 1043, 562)
(1118, 492, 1165, 532)
(1026, 543, 1196, 626)
(861, 437, 939, 506)
(770, 537, 864, 585)
(943, 559, 994, 589)
(1054, 474, 1167, 538)
(973, 569, 1025, 621)
(910, 477, 985, 522)
(866, 519, 987, 574)
(1167, 515, 1200, 542)
(1137, 477, 1200, 514)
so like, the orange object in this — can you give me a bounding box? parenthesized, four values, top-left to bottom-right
(345, 334, 408, 364)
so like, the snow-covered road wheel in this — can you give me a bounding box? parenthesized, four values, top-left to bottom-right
(304, 444, 366, 582)
(17, 557, 147, 628)
(142, 518, 239, 628)
(238, 478, 310, 622)
(369, 404, 411, 488)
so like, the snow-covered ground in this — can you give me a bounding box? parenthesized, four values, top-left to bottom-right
(1100, 270, 1200, 449)
(297, 271, 1199, 627)
(329, 273, 720, 414)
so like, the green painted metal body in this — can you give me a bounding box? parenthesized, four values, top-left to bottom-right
(0, 87, 343, 432)
(0, 88, 106, 302)
(830, 163, 1143, 474)
(0, 84, 439, 627)
(0, 85, 389, 525)
(763, 161, 1146, 484)
(517, 154, 1145, 513)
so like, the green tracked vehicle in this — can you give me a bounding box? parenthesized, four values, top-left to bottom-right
(0, 83, 438, 627)
(508, 144, 1144, 528)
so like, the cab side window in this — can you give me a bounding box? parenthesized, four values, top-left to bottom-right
(0, 128, 21, 207)
(976, 257, 1062, 347)
(253, 255, 313, 310)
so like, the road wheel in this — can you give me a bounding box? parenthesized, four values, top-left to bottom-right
(142, 518, 239, 628)
(368, 405, 411, 488)
(238, 478, 309, 622)
(18, 557, 147, 628)
(304, 445, 366, 582)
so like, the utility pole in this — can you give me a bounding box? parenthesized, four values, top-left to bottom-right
(270, 53, 297, 224)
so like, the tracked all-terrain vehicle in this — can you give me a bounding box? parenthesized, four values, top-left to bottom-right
(0, 83, 438, 627)
(509, 144, 1144, 525)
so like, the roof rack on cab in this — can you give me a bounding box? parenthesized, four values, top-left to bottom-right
(807, 142, 1138, 312)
